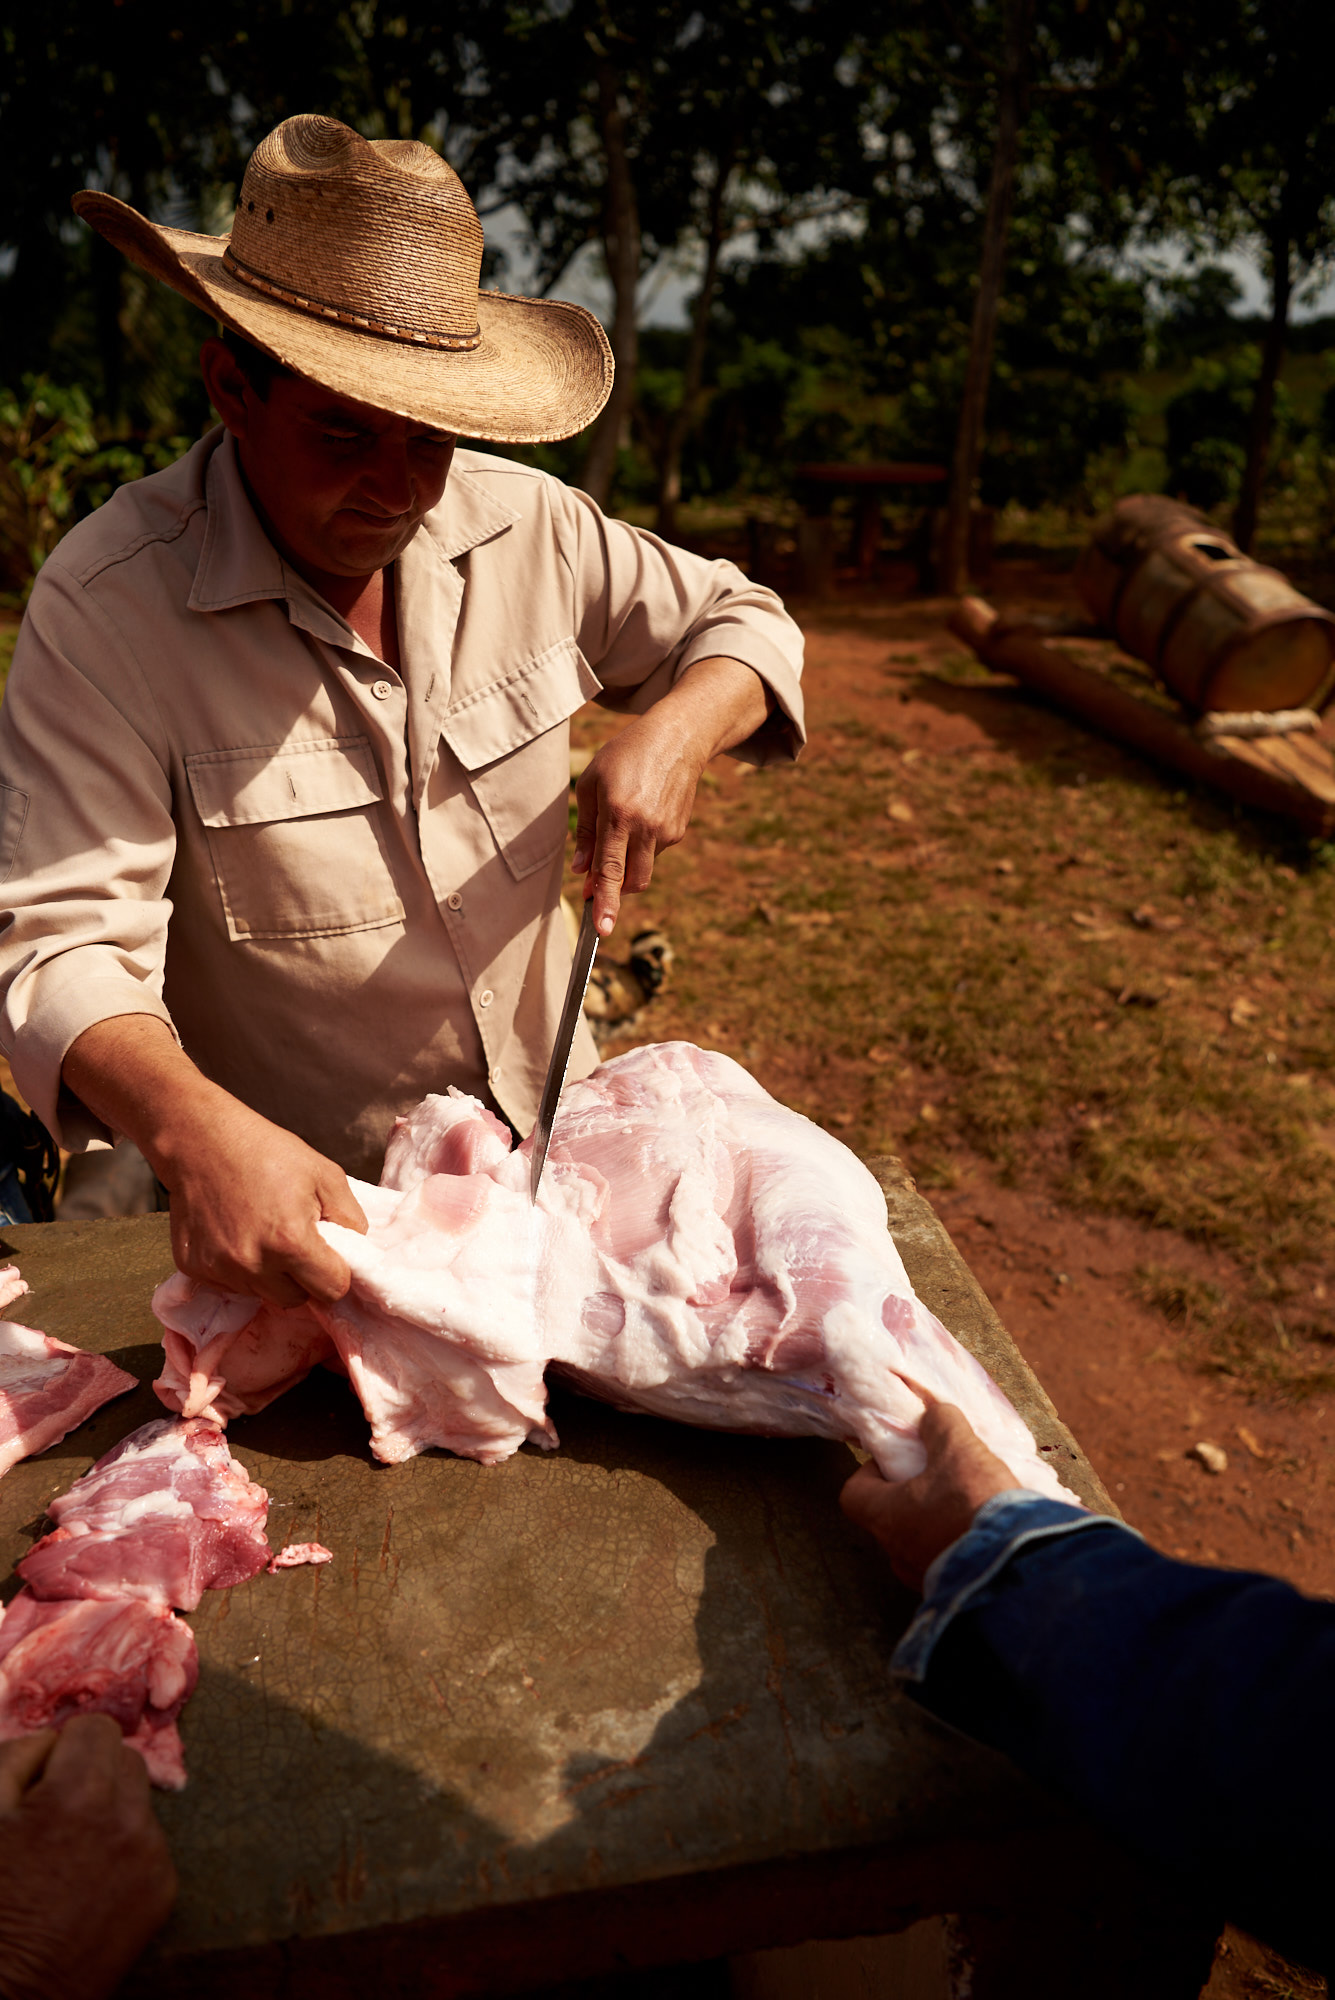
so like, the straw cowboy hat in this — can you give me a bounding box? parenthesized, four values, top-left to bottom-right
(73, 114, 613, 444)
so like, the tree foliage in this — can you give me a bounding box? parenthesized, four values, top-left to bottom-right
(1, 0, 1333, 590)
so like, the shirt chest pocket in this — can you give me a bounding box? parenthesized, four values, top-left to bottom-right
(442, 638, 601, 879)
(186, 737, 406, 941)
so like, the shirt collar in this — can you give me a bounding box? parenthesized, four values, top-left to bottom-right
(189, 430, 287, 615)
(189, 432, 520, 632)
(424, 455, 522, 562)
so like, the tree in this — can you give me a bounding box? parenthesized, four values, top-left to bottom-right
(940, 0, 1034, 596)
(1166, 0, 1335, 550)
(440, 0, 869, 512)
(894, 0, 1197, 590)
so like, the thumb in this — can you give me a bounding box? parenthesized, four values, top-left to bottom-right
(319, 1171, 368, 1236)
(840, 1458, 890, 1517)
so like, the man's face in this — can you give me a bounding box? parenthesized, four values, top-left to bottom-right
(201, 341, 456, 580)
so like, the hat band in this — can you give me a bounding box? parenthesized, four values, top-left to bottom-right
(222, 246, 482, 351)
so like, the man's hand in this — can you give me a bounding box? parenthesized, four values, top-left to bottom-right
(63, 1016, 366, 1308)
(573, 656, 770, 936)
(841, 1397, 1019, 1593)
(0, 1717, 177, 2000)
(161, 1091, 368, 1307)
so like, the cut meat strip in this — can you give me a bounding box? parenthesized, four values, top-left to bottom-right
(269, 1543, 333, 1569)
(152, 1044, 1066, 1496)
(0, 1589, 197, 1789)
(17, 1417, 271, 1609)
(1, 1293, 137, 1480)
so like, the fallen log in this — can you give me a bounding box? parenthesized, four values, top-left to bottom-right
(948, 596, 1335, 839)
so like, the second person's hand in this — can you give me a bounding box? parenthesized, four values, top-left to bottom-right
(841, 1399, 1020, 1593)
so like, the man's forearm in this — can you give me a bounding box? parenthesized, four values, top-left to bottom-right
(665, 655, 771, 763)
(63, 1014, 365, 1306)
(62, 1015, 231, 1186)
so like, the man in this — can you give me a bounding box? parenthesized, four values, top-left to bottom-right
(0, 116, 803, 1307)
(842, 1395, 1335, 1978)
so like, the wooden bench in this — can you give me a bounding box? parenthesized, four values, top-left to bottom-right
(793, 463, 948, 590)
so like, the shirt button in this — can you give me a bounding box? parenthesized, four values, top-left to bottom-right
(479, 989, 494, 1008)
(446, 892, 463, 911)
(371, 678, 393, 700)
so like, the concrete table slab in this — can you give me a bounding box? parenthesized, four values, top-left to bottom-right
(0, 1174, 1204, 1998)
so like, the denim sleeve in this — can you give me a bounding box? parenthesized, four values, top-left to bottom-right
(891, 1489, 1126, 1683)
(892, 1499, 1335, 1978)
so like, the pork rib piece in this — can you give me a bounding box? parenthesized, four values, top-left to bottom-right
(0, 1589, 197, 1789)
(153, 1044, 1065, 1496)
(18, 1417, 271, 1609)
(0, 1268, 137, 1480)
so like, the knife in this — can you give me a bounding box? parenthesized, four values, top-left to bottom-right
(530, 899, 600, 1202)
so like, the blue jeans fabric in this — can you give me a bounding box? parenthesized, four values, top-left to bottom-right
(891, 1493, 1334, 1977)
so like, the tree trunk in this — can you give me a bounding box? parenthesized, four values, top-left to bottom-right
(1232, 221, 1293, 554)
(580, 57, 642, 511)
(939, 0, 1033, 596)
(91, 232, 125, 428)
(654, 144, 733, 541)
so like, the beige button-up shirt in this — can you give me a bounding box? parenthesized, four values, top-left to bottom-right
(0, 431, 804, 1179)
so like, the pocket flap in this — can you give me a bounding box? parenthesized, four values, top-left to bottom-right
(186, 737, 384, 828)
(442, 639, 600, 772)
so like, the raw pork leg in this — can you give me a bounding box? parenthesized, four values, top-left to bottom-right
(0, 1590, 197, 1789)
(0, 1267, 137, 1479)
(152, 1044, 1066, 1496)
(18, 1418, 272, 1609)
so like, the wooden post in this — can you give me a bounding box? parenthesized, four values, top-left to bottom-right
(580, 55, 642, 511)
(1233, 220, 1293, 555)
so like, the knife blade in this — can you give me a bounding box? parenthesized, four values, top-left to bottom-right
(530, 898, 600, 1202)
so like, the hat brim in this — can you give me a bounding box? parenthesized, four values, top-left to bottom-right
(73, 191, 614, 445)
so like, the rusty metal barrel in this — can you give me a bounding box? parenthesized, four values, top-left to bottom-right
(1075, 495, 1335, 713)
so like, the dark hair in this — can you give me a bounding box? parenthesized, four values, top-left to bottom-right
(221, 326, 292, 400)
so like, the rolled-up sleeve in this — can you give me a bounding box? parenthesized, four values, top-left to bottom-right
(553, 484, 805, 766)
(0, 563, 178, 1148)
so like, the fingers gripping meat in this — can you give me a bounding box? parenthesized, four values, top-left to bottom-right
(0, 1595, 198, 1791)
(0, 1715, 177, 1995)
